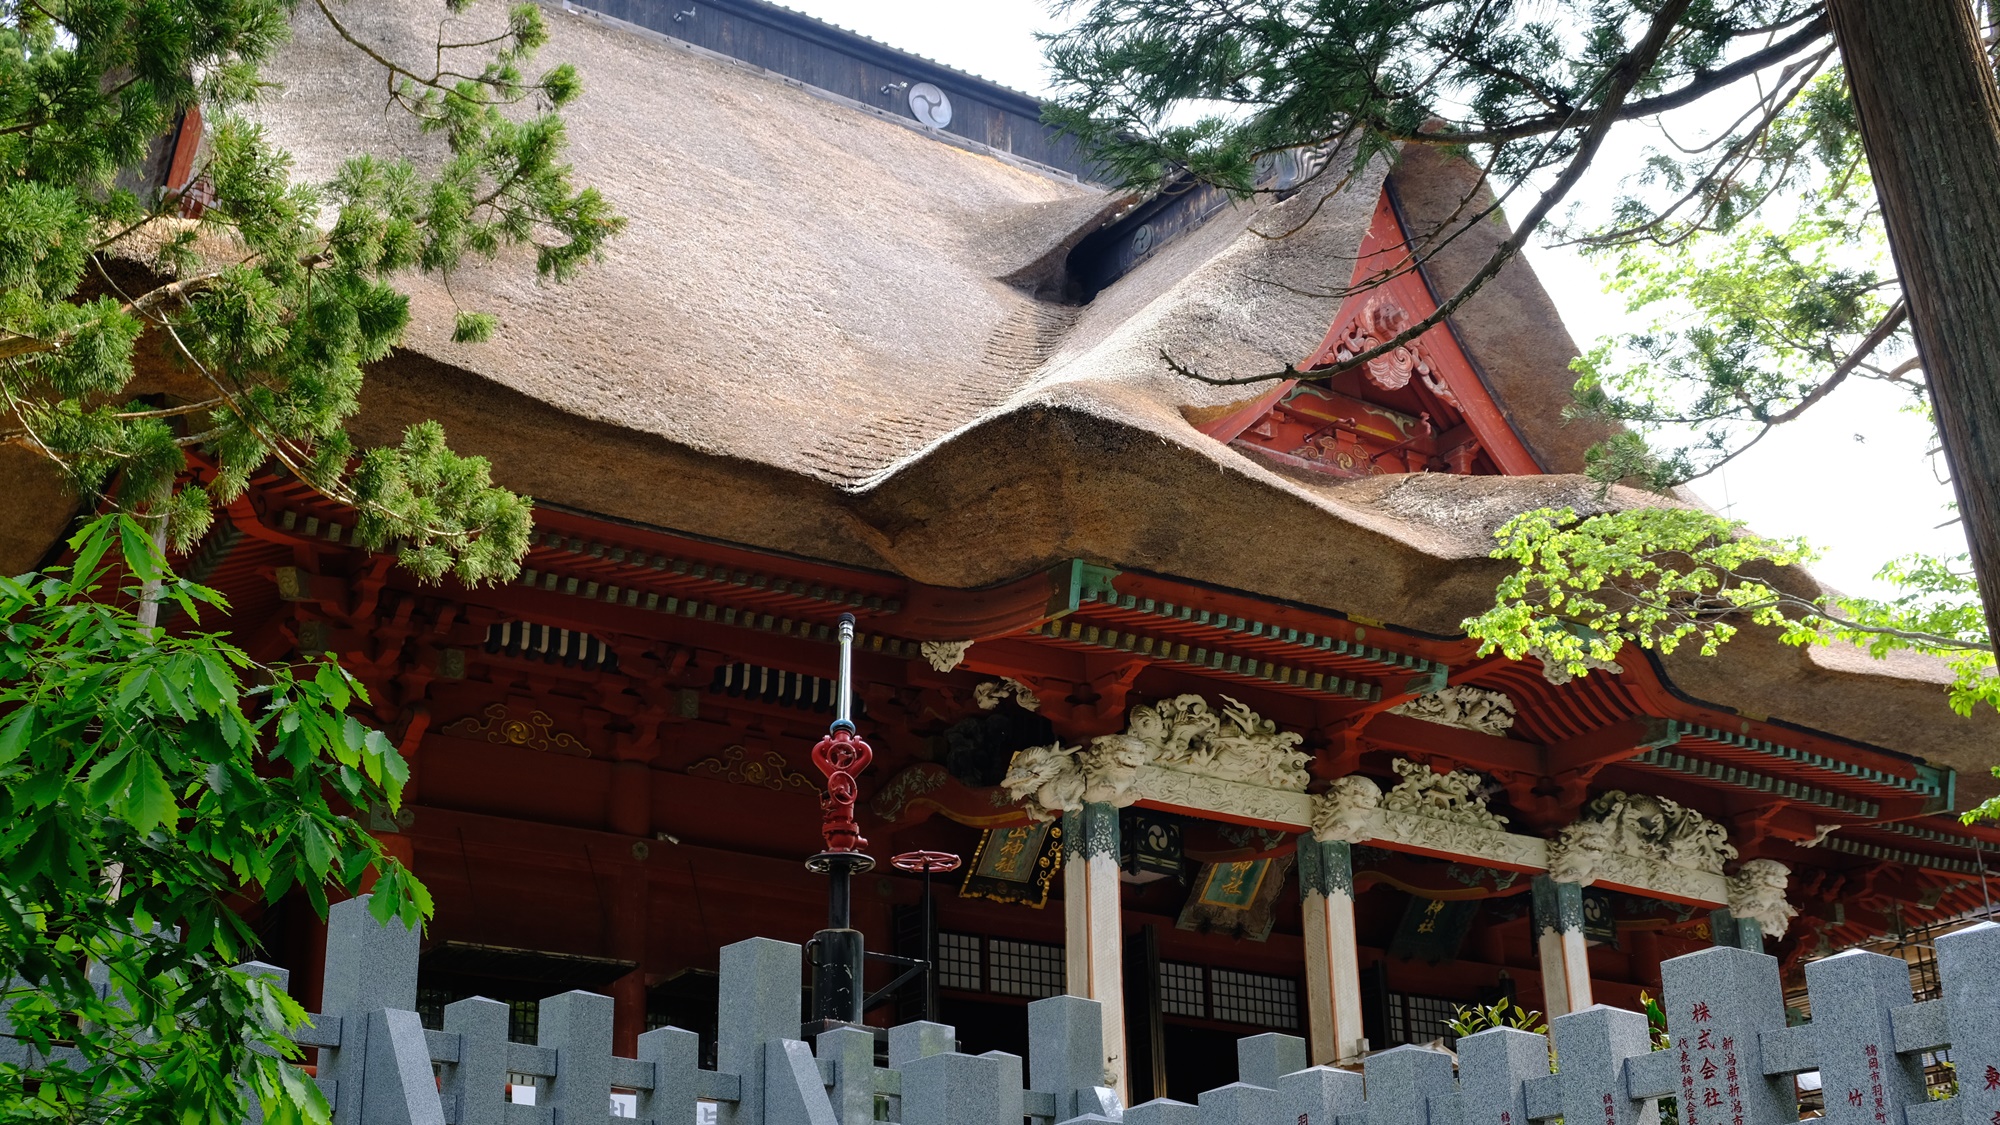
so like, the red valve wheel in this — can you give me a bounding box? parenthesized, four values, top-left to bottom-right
(890, 849, 962, 874)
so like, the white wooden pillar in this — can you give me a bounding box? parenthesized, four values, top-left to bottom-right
(1532, 875, 1593, 1016)
(1298, 835, 1366, 1065)
(1062, 802, 1127, 1105)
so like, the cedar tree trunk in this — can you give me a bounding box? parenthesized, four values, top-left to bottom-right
(1829, 0, 2000, 647)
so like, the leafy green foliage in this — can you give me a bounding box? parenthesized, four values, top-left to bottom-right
(1463, 506, 1820, 673)
(1, 0, 622, 584)
(1566, 73, 1917, 490)
(1639, 992, 1679, 1125)
(0, 3, 614, 1118)
(1044, 2, 1902, 488)
(1447, 997, 1548, 1038)
(0, 514, 430, 1125)
(1462, 505, 2000, 823)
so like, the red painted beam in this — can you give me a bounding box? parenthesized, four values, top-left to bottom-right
(1544, 716, 1681, 778)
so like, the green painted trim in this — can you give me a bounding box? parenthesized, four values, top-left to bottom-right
(1046, 559, 1124, 619)
(1032, 617, 1381, 702)
(1531, 875, 1584, 937)
(1632, 747, 1879, 817)
(1708, 908, 1763, 950)
(1089, 802, 1120, 859)
(526, 528, 901, 613)
(1061, 802, 1120, 860)
(1876, 819, 1992, 852)
(1816, 834, 1987, 875)
(1671, 721, 1948, 801)
(512, 565, 919, 660)
(1297, 836, 1353, 898)
(1070, 581, 1447, 680)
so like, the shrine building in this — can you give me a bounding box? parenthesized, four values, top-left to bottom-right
(15, 0, 2000, 1105)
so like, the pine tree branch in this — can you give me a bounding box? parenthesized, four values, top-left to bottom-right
(1400, 11, 1833, 147)
(1761, 300, 1909, 426)
(1163, 0, 1700, 389)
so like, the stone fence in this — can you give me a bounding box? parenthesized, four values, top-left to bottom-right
(262, 898, 1998, 1125)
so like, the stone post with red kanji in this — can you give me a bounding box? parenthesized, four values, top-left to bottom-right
(1938, 922, 2000, 1125)
(1802, 949, 1927, 1125)
(1659, 946, 1795, 1125)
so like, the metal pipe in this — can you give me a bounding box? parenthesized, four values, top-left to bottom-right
(920, 864, 937, 1022)
(828, 861, 852, 930)
(834, 613, 855, 731)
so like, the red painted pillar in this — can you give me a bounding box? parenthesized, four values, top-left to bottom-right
(608, 760, 651, 838)
(611, 965, 647, 1056)
(1629, 928, 1665, 993)
(608, 759, 653, 1053)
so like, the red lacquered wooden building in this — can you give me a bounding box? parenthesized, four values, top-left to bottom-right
(16, 0, 1997, 1105)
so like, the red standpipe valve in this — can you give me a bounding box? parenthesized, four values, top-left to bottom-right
(810, 725, 873, 854)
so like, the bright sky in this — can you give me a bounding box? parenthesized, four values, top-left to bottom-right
(785, 0, 1969, 598)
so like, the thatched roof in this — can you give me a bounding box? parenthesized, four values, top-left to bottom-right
(256, 0, 1629, 492)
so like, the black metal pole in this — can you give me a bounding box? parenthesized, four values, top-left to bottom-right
(809, 854, 867, 1030)
(886, 849, 958, 1022)
(920, 864, 937, 1023)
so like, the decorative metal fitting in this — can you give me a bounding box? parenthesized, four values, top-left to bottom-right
(811, 726, 873, 854)
(890, 850, 962, 875)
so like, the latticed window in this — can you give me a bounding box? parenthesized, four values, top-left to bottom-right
(1385, 992, 1459, 1047)
(1159, 962, 1206, 1018)
(1158, 962, 1299, 1030)
(416, 986, 452, 1030)
(508, 999, 540, 1043)
(987, 939, 1065, 997)
(937, 932, 983, 992)
(415, 987, 539, 1043)
(1210, 969, 1299, 1029)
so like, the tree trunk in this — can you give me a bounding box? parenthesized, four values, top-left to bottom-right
(135, 514, 170, 629)
(1829, 0, 2000, 647)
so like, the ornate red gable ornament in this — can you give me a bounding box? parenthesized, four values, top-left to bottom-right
(1199, 189, 1542, 478)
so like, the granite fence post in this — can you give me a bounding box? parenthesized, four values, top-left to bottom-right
(635, 1024, 703, 1125)
(903, 1049, 1007, 1125)
(718, 938, 805, 1125)
(764, 1038, 840, 1125)
(1124, 1098, 1199, 1125)
(1196, 1080, 1278, 1125)
(439, 997, 509, 1125)
(1457, 1027, 1550, 1125)
(1802, 950, 1925, 1125)
(359, 1008, 443, 1125)
(1549, 1006, 1658, 1125)
(237, 901, 2000, 1125)
(888, 1020, 955, 1068)
(1030, 994, 1122, 1119)
(317, 895, 421, 1124)
(816, 1025, 877, 1125)
(984, 1049, 1028, 1125)
(1236, 1032, 1307, 1090)
(1659, 946, 1793, 1125)
(1364, 1044, 1460, 1125)
(1276, 1065, 1364, 1125)
(1935, 921, 2000, 1125)
(539, 990, 614, 1123)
